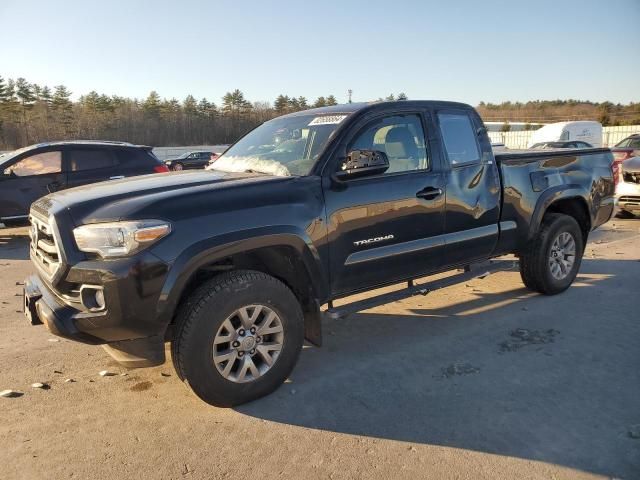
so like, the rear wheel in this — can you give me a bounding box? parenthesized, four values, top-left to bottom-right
(171, 270, 304, 407)
(172, 162, 184, 171)
(519, 213, 584, 295)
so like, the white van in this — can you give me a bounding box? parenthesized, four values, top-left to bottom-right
(527, 121, 603, 148)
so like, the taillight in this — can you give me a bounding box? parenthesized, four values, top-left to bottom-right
(154, 165, 169, 173)
(612, 159, 623, 186)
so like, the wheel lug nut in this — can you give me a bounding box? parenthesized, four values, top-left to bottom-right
(238, 351, 244, 357)
(232, 341, 240, 348)
(250, 349, 256, 355)
(256, 336, 262, 343)
(239, 329, 245, 336)
(250, 327, 256, 334)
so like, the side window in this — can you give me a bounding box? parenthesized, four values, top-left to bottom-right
(629, 139, 640, 148)
(4, 151, 62, 176)
(68, 149, 118, 171)
(437, 113, 481, 166)
(346, 114, 429, 174)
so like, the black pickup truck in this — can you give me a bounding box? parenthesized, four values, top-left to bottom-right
(23, 101, 615, 407)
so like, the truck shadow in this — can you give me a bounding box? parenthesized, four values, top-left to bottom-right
(237, 259, 640, 478)
(0, 229, 30, 261)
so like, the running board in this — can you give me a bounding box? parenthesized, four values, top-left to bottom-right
(325, 260, 518, 320)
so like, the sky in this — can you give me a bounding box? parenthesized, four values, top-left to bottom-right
(1, 0, 639, 106)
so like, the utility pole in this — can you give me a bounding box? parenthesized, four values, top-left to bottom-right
(347, 89, 352, 104)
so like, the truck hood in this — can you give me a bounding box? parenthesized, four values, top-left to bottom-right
(44, 170, 288, 225)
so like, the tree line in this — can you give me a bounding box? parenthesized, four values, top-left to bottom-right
(1, 74, 637, 151)
(477, 100, 640, 127)
(0, 75, 352, 150)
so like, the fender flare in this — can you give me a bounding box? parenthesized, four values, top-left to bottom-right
(528, 185, 590, 240)
(155, 225, 328, 329)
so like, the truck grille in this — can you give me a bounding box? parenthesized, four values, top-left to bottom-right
(619, 196, 640, 204)
(29, 214, 62, 281)
(622, 171, 640, 184)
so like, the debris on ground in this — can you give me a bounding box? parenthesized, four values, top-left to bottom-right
(160, 372, 171, 377)
(31, 382, 48, 389)
(99, 370, 115, 377)
(440, 363, 480, 378)
(499, 328, 559, 352)
(1, 389, 23, 398)
(628, 425, 640, 439)
(47, 339, 59, 342)
(64, 379, 75, 383)
(120, 372, 128, 376)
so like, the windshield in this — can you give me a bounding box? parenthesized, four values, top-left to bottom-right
(177, 152, 191, 159)
(207, 113, 349, 176)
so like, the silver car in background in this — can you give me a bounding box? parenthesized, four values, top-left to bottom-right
(615, 157, 640, 218)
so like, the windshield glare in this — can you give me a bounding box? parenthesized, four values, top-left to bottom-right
(208, 113, 349, 176)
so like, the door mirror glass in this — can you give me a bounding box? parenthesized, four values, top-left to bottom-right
(335, 150, 389, 180)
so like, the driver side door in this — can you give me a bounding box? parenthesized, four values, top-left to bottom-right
(322, 111, 447, 297)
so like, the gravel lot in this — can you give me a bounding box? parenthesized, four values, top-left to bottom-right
(1, 219, 639, 479)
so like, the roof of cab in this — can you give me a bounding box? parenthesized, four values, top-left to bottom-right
(281, 100, 474, 118)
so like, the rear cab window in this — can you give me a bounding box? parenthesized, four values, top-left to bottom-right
(437, 112, 481, 167)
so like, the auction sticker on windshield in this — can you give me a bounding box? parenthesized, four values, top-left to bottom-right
(308, 115, 348, 126)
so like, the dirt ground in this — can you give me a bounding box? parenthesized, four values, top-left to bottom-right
(1, 220, 639, 480)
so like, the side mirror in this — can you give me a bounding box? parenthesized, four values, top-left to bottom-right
(334, 150, 389, 181)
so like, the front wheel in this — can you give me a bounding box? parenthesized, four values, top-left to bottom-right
(519, 213, 584, 295)
(171, 270, 304, 407)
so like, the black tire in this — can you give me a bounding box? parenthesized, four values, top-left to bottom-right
(172, 162, 184, 171)
(171, 270, 304, 407)
(519, 213, 584, 295)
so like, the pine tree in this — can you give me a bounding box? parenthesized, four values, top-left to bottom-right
(223, 89, 251, 116)
(52, 85, 73, 136)
(297, 96, 308, 109)
(274, 95, 289, 114)
(183, 95, 198, 116)
(397, 92, 408, 101)
(326, 95, 338, 106)
(313, 96, 327, 108)
(143, 91, 161, 117)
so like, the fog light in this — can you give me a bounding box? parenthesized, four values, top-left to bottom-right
(80, 285, 105, 311)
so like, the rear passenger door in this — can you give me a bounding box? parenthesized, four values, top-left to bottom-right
(64, 148, 121, 188)
(434, 108, 501, 265)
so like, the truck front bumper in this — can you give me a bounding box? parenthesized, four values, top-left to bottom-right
(24, 273, 167, 368)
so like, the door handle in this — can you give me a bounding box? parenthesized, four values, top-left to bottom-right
(109, 176, 125, 180)
(416, 187, 443, 200)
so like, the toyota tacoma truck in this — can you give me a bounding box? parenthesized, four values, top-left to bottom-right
(23, 101, 615, 407)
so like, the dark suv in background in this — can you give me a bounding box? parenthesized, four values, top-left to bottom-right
(164, 151, 213, 171)
(0, 140, 168, 227)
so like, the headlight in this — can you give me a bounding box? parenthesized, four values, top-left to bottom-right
(73, 220, 171, 258)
